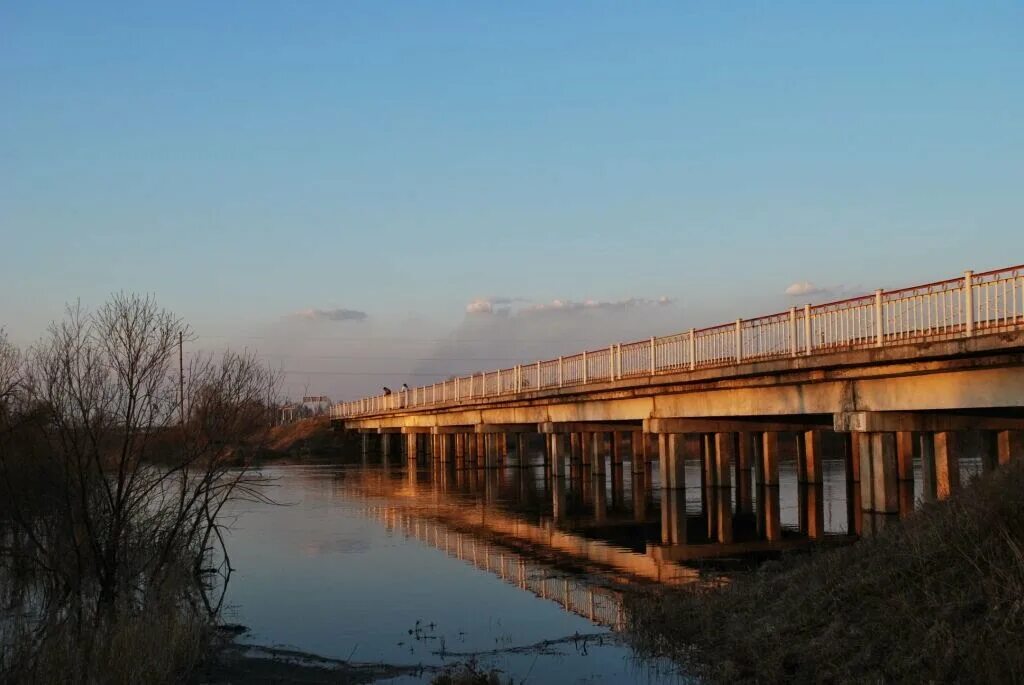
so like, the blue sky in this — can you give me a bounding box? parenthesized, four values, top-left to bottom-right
(1, 2, 1022, 397)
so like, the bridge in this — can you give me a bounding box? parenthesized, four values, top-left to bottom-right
(332, 265, 1024, 523)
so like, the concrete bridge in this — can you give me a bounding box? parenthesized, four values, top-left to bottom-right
(333, 265, 1024, 521)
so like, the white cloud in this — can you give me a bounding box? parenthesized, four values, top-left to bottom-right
(292, 308, 368, 322)
(784, 281, 828, 297)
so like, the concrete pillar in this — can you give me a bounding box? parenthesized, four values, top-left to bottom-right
(846, 479, 862, 536)
(611, 431, 623, 465)
(593, 472, 607, 523)
(713, 433, 734, 487)
(570, 433, 582, 462)
(919, 432, 936, 502)
(581, 432, 593, 466)
(552, 476, 567, 523)
(550, 434, 566, 478)
(800, 484, 824, 540)
(860, 432, 898, 513)
(701, 434, 714, 488)
(381, 433, 392, 461)
(757, 485, 781, 542)
(998, 430, 1024, 465)
(845, 433, 862, 482)
(661, 489, 687, 545)
(405, 434, 418, 463)
(475, 434, 485, 465)
(499, 434, 509, 465)
(713, 488, 733, 544)
(658, 434, 686, 489)
(361, 433, 370, 459)
(934, 431, 960, 500)
(801, 430, 822, 483)
(896, 431, 914, 481)
(590, 432, 606, 476)
(632, 471, 648, 522)
(631, 432, 646, 473)
(516, 433, 528, 467)
(760, 432, 780, 486)
(736, 433, 753, 512)
(610, 463, 625, 508)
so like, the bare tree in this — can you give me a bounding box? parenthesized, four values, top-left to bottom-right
(0, 294, 280, 677)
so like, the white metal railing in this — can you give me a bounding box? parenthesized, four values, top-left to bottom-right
(332, 265, 1024, 418)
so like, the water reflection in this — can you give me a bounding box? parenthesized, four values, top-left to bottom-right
(223, 443, 985, 684)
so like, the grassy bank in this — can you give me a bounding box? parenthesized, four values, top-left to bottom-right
(626, 461, 1024, 683)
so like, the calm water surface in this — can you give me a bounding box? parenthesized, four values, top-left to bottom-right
(220, 445, 983, 684)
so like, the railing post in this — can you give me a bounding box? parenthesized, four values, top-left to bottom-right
(582, 351, 588, 384)
(689, 328, 696, 370)
(455, 377, 460, 401)
(650, 337, 656, 374)
(536, 361, 541, 389)
(875, 289, 884, 347)
(964, 270, 974, 336)
(558, 357, 563, 388)
(516, 365, 521, 392)
(735, 319, 742, 362)
(804, 304, 812, 355)
(616, 343, 622, 379)
(609, 344, 615, 380)
(789, 307, 797, 357)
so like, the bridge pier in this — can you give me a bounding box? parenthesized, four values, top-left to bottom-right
(658, 434, 686, 489)
(933, 431, 961, 500)
(796, 430, 823, 484)
(758, 432, 780, 486)
(799, 484, 825, 540)
(661, 489, 687, 545)
(757, 485, 782, 541)
(859, 432, 898, 514)
(896, 431, 915, 481)
(998, 429, 1024, 465)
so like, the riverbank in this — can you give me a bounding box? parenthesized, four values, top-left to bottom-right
(625, 460, 1024, 683)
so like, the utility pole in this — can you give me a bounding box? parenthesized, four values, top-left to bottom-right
(179, 331, 185, 426)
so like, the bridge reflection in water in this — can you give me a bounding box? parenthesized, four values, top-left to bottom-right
(332, 436, 958, 628)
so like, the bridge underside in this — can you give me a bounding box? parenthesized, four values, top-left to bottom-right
(337, 331, 1024, 519)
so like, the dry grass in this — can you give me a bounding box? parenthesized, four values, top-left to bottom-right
(625, 460, 1024, 684)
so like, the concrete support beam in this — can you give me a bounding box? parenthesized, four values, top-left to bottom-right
(516, 433, 528, 466)
(919, 433, 936, 502)
(713, 433, 734, 487)
(802, 485, 825, 540)
(611, 431, 623, 465)
(795, 430, 823, 483)
(860, 432, 898, 513)
(631, 432, 646, 473)
(405, 433, 418, 462)
(759, 432, 780, 486)
(661, 490, 687, 545)
(475, 423, 535, 433)
(570, 433, 582, 462)
(998, 430, 1024, 465)
(590, 433, 607, 476)
(647, 417, 830, 435)
(845, 433, 862, 482)
(549, 434, 566, 478)
(896, 431, 914, 481)
(934, 431, 961, 500)
(581, 432, 593, 466)
(658, 434, 686, 489)
(836, 411, 1024, 433)
(757, 486, 782, 542)
(539, 422, 639, 434)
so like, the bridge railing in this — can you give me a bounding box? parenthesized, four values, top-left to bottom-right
(332, 265, 1024, 418)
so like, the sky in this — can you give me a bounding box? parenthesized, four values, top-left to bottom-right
(1, 2, 1022, 400)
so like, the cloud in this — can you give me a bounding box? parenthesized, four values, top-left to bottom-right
(784, 281, 829, 297)
(465, 296, 527, 315)
(292, 308, 368, 322)
(521, 296, 672, 315)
